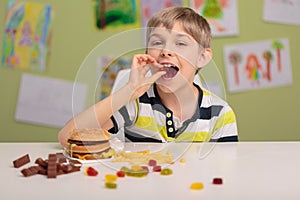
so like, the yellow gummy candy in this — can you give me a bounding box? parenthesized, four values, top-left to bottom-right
(190, 182, 204, 190)
(105, 174, 117, 182)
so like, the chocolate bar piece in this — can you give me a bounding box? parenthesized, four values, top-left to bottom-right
(21, 166, 39, 177)
(35, 158, 48, 168)
(13, 154, 30, 168)
(56, 153, 67, 162)
(47, 154, 57, 178)
(69, 159, 82, 168)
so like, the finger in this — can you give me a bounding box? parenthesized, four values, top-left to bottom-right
(147, 71, 166, 82)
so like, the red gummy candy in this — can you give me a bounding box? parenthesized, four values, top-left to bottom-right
(213, 178, 223, 185)
(153, 165, 161, 172)
(141, 166, 149, 173)
(86, 167, 98, 176)
(116, 171, 125, 177)
(148, 159, 157, 167)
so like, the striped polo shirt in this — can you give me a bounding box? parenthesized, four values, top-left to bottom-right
(109, 83, 238, 142)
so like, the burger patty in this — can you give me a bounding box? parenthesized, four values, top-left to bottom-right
(67, 139, 108, 146)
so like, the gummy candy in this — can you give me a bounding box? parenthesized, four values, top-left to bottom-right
(190, 182, 204, 190)
(116, 171, 125, 177)
(105, 174, 117, 182)
(105, 182, 117, 189)
(148, 159, 157, 166)
(85, 167, 98, 176)
(160, 168, 173, 175)
(213, 178, 223, 185)
(131, 165, 142, 171)
(141, 166, 149, 174)
(120, 166, 147, 177)
(153, 165, 161, 172)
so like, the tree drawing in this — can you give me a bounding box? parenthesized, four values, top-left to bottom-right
(272, 40, 284, 72)
(262, 51, 273, 81)
(228, 51, 242, 85)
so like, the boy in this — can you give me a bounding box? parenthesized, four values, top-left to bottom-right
(58, 6, 238, 146)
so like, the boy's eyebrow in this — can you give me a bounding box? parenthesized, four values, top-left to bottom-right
(175, 33, 193, 41)
(149, 33, 162, 38)
(149, 32, 193, 41)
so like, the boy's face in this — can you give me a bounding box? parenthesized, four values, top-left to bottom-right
(147, 22, 205, 91)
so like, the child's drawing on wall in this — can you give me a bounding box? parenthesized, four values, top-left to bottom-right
(224, 38, 292, 93)
(190, 0, 239, 37)
(1, 1, 53, 71)
(98, 57, 131, 100)
(94, 0, 140, 30)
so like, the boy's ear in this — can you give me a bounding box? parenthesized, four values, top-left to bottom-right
(197, 48, 212, 69)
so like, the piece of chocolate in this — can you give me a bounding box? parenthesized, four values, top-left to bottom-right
(47, 154, 57, 178)
(35, 158, 48, 168)
(37, 166, 47, 175)
(21, 166, 39, 177)
(13, 154, 30, 168)
(69, 159, 82, 168)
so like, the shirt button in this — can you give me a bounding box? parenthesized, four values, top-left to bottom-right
(166, 112, 172, 118)
(168, 127, 174, 132)
(167, 120, 172, 125)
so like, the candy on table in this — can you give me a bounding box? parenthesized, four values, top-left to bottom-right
(141, 166, 149, 174)
(148, 159, 157, 166)
(160, 168, 173, 176)
(131, 165, 142, 171)
(13, 154, 30, 168)
(212, 178, 223, 185)
(21, 166, 40, 177)
(47, 154, 57, 178)
(105, 174, 117, 182)
(105, 182, 117, 189)
(85, 166, 98, 176)
(179, 157, 186, 163)
(116, 170, 125, 177)
(69, 159, 82, 168)
(190, 182, 204, 190)
(120, 166, 148, 177)
(152, 165, 162, 172)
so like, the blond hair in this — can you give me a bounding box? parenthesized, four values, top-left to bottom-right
(146, 6, 211, 48)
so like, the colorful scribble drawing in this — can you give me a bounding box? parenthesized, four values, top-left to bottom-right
(272, 40, 284, 72)
(228, 51, 242, 85)
(224, 38, 292, 93)
(244, 54, 263, 86)
(141, 0, 182, 27)
(262, 50, 273, 81)
(193, 0, 228, 32)
(99, 57, 131, 99)
(2, 1, 53, 71)
(94, 0, 139, 30)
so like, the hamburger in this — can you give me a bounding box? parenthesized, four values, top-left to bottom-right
(66, 128, 114, 160)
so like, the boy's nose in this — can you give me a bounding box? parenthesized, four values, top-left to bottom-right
(160, 49, 174, 57)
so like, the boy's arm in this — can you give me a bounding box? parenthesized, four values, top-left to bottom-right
(58, 54, 165, 147)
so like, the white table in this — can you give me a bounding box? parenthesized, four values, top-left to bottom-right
(1, 142, 300, 200)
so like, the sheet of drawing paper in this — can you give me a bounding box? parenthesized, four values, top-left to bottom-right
(94, 0, 141, 30)
(140, 0, 183, 27)
(15, 73, 88, 128)
(224, 38, 293, 93)
(190, 0, 239, 37)
(2, 1, 54, 71)
(263, 0, 300, 25)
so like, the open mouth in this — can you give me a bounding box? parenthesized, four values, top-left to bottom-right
(159, 64, 179, 79)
